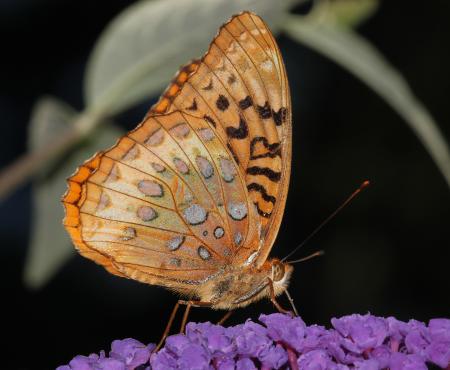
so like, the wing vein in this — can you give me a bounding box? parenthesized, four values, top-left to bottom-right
(178, 111, 236, 250)
(79, 211, 192, 235)
(87, 174, 174, 212)
(86, 240, 217, 268)
(151, 115, 229, 239)
(223, 26, 272, 117)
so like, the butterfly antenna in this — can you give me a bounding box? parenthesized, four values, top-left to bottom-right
(281, 180, 370, 263)
(286, 250, 324, 264)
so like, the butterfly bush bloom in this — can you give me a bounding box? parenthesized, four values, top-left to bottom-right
(57, 313, 450, 370)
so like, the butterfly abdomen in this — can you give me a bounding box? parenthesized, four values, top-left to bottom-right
(198, 261, 290, 310)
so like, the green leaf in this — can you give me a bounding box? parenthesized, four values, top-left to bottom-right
(24, 97, 123, 289)
(309, 0, 379, 28)
(282, 15, 450, 188)
(27, 96, 75, 151)
(84, 0, 302, 116)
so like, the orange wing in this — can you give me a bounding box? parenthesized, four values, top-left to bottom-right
(63, 110, 260, 291)
(62, 11, 291, 291)
(149, 11, 292, 267)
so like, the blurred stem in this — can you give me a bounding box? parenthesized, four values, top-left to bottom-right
(282, 15, 450, 188)
(0, 109, 102, 202)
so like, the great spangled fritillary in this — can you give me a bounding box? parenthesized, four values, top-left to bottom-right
(62, 11, 292, 327)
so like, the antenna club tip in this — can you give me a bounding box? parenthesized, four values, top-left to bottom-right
(361, 180, 370, 189)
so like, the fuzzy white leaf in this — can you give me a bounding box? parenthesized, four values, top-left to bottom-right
(84, 0, 302, 115)
(24, 97, 123, 288)
(282, 16, 450, 188)
(309, 0, 379, 28)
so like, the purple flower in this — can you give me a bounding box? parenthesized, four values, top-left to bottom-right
(386, 316, 409, 351)
(331, 313, 388, 352)
(236, 357, 257, 370)
(163, 334, 211, 369)
(354, 359, 380, 370)
(302, 325, 329, 351)
(259, 313, 306, 350)
(405, 330, 429, 357)
(426, 340, 450, 368)
(150, 348, 176, 370)
(94, 358, 126, 370)
(57, 355, 93, 370)
(369, 345, 391, 368)
(234, 321, 271, 357)
(164, 333, 192, 356)
(176, 343, 210, 370)
(109, 338, 151, 369)
(429, 318, 450, 342)
(186, 321, 234, 356)
(214, 357, 235, 370)
(389, 352, 427, 370)
(58, 354, 102, 370)
(425, 318, 450, 367)
(297, 349, 334, 369)
(259, 343, 288, 369)
(58, 312, 450, 369)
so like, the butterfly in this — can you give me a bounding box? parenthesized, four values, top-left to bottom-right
(62, 11, 293, 346)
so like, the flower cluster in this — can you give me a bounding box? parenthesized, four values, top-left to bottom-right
(57, 313, 450, 369)
(57, 338, 155, 370)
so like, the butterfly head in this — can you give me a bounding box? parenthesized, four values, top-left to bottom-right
(269, 258, 293, 294)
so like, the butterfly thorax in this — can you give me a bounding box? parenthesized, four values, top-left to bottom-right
(197, 259, 293, 310)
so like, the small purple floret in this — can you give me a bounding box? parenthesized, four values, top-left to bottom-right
(57, 313, 450, 369)
(110, 338, 151, 368)
(331, 313, 388, 352)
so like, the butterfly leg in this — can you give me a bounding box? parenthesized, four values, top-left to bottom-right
(155, 300, 211, 352)
(179, 300, 211, 334)
(268, 279, 294, 316)
(155, 300, 183, 351)
(217, 310, 234, 325)
(285, 289, 299, 316)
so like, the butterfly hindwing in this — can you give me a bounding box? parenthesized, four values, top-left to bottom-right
(62, 109, 260, 288)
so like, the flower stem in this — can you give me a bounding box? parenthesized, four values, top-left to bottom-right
(0, 109, 101, 202)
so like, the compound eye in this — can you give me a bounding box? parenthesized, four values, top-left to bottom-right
(272, 261, 285, 282)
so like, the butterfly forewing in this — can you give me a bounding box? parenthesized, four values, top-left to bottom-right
(151, 12, 292, 266)
(62, 11, 291, 293)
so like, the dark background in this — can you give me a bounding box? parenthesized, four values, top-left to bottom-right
(1, 1, 449, 369)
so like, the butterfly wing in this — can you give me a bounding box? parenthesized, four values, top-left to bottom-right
(63, 110, 260, 292)
(62, 11, 291, 291)
(150, 11, 292, 267)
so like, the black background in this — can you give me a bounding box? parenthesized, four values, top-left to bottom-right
(1, 1, 449, 369)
